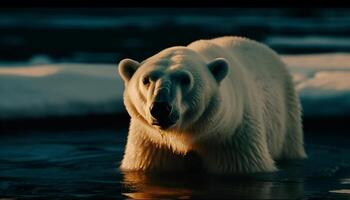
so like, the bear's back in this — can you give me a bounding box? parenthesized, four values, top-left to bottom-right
(187, 38, 233, 63)
(193, 36, 290, 84)
(186, 36, 289, 91)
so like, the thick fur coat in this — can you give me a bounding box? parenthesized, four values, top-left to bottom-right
(118, 36, 307, 174)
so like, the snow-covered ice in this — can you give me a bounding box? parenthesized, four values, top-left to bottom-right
(0, 53, 349, 119)
(0, 63, 125, 119)
(282, 53, 350, 117)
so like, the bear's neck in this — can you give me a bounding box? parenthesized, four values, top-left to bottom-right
(189, 90, 243, 141)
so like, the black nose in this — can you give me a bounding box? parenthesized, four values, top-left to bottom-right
(150, 102, 172, 120)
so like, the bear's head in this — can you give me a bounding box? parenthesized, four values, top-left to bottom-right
(118, 47, 228, 133)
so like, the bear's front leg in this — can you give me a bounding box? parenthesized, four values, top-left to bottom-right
(198, 121, 277, 174)
(201, 143, 277, 174)
(199, 139, 277, 174)
(120, 130, 188, 172)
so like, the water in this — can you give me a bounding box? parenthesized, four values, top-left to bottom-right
(1, 129, 350, 199)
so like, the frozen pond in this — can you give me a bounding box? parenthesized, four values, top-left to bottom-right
(1, 129, 350, 199)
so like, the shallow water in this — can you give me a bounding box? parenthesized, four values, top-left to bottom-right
(1, 129, 350, 199)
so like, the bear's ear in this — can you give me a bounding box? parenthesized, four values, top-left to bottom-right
(118, 58, 140, 82)
(207, 58, 229, 83)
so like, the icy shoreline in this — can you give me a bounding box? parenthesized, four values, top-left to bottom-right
(0, 53, 349, 120)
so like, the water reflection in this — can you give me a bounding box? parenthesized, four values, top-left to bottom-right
(121, 171, 194, 199)
(121, 169, 304, 200)
(329, 177, 350, 195)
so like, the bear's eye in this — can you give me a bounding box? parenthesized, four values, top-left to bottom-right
(180, 76, 191, 86)
(142, 76, 150, 85)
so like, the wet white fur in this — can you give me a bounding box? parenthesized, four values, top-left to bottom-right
(118, 36, 307, 174)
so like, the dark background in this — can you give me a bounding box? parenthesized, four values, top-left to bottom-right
(1, 8, 350, 63)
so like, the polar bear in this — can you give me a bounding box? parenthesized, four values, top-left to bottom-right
(117, 36, 307, 174)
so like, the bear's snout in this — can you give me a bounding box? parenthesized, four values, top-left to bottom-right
(150, 101, 172, 120)
(150, 101, 177, 129)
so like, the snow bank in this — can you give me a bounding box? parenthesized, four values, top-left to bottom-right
(282, 53, 350, 117)
(0, 53, 349, 120)
(0, 63, 125, 119)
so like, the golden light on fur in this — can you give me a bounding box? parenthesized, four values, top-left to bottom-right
(118, 36, 306, 174)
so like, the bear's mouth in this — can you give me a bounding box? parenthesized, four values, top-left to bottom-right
(151, 119, 176, 130)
